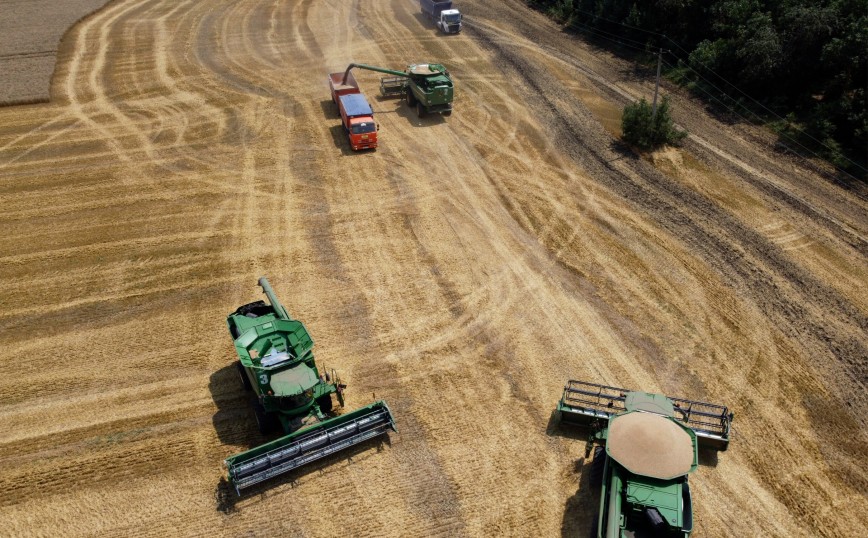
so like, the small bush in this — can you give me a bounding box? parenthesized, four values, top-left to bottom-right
(621, 95, 688, 150)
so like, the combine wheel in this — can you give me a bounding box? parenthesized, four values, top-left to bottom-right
(588, 509, 599, 538)
(589, 445, 606, 488)
(252, 397, 277, 435)
(406, 91, 417, 107)
(443, 110, 452, 117)
(236, 361, 252, 391)
(417, 103, 426, 118)
(316, 394, 333, 413)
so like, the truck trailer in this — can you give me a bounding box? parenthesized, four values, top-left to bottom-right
(328, 71, 378, 151)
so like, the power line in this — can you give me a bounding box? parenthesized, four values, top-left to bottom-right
(545, 4, 866, 174)
(661, 52, 867, 174)
(663, 56, 836, 165)
(556, 18, 652, 53)
(567, 19, 653, 51)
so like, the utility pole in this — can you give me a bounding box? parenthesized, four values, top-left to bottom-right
(652, 47, 663, 122)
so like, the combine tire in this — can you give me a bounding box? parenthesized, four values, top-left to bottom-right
(589, 510, 599, 538)
(589, 445, 606, 488)
(236, 361, 252, 391)
(316, 394, 333, 413)
(407, 91, 417, 107)
(443, 110, 452, 117)
(417, 103, 426, 118)
(252, 397, 277, 435)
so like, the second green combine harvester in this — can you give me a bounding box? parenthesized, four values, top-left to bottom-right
(223, 277, 396, 493)
(340, 62, 454, 118)
(557, 380, 734, 537)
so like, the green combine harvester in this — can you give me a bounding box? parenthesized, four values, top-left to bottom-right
(223, 277, 396, 493)
(341, 62, 454, 117)
(557, 380, 734, 537)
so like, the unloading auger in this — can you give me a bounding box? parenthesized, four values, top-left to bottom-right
(222, 277, 396, 493)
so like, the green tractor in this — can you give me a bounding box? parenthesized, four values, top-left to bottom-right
(340, 62, 454, 117)
(223, 277, 396, 493)
(557, 380, 733, 537)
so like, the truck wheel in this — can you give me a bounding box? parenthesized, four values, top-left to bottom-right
(236, 361, 252, 391)
(589, 445, 606, 488)
(406, 91, 417, 107)
(417, 103, 426, 118)
(252, 397, 277, 435)
(316, 394, 333, 413)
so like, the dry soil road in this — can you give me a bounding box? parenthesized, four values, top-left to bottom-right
(0, 1, 865, 537)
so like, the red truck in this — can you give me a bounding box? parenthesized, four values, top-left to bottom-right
(328, 70, 378, 151)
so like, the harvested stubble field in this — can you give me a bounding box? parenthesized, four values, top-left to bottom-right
(0, 0, 866, 536)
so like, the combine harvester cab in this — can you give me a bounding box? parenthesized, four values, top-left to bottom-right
(556, 380, 733, 537)
(223, 277, 396, 493)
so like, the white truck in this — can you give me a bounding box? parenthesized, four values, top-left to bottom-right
(419, 0, 462, 34)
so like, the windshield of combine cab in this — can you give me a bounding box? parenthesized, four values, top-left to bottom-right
(351, 122, 376, 135)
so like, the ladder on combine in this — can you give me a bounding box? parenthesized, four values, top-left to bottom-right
(557, 380, 733, 450)
(225, 401, 396, 493)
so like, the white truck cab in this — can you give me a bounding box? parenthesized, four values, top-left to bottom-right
(437, 9, 462, 34)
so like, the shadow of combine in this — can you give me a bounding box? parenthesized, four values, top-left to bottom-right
(545, 409, 587, 440)
(560, 445, 599, 537)
(393, 100, 448, 128)
(209, 362, 262, 449)
(214, 434, 392, 513)
(545, 409, 597, 536)
(698, 447, 719, 468)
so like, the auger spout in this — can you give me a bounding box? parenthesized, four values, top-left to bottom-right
(342, 63, 408, 84)
(258, 276, 290, 321)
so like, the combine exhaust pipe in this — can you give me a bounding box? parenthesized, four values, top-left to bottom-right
(225, 401, 396, 493)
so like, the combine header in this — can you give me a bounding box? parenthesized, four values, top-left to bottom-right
(223, 277, 396, 493)
(556, 380, 733, 537)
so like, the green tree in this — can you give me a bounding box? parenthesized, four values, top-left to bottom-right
(621, 96, 688, 149)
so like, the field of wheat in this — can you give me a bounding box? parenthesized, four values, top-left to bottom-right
(0, 1, 865, 536)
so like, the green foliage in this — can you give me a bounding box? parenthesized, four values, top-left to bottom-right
(689, 39, 730, 76)
(529, 0, 868, 177)
(735, 12, 782, 85)
(621, 96, 688, 149)
(546, 0, 575, 23)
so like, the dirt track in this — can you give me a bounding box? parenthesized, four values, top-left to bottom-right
(0, 0, 866, 536)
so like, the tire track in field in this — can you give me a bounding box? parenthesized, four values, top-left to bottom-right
(467, 5, 867, 534)
(338, 4, 652, 534)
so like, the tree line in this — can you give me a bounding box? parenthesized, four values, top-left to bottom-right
(529, 0, 867, 178)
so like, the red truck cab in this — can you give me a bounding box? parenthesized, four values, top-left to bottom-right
(328, 71, 379, 151)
